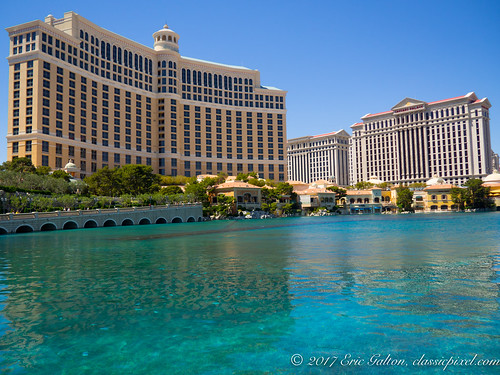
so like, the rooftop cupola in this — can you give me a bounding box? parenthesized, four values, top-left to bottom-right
(153, 24, 179, 53)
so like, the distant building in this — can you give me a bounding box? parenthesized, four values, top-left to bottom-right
(290, 180, 336, 212)
(287, 130, 350, 185)
(492, 152, 499, 171)
(345, 188, 383, 214)
(483, 169, 500, 210)
(350, 92, 492, 186)
(213, 180, 262, 212)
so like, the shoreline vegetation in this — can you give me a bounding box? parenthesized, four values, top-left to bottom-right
(0, 157, 496, 219)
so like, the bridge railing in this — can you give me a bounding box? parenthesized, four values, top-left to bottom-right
(0, 203, 201, 221)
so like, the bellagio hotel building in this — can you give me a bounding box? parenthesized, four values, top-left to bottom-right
(6, 12, 287, 180)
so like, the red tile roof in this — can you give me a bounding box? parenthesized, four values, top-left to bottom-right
(361, 95, 469, 121)
(311, 131, 340, 138)
(363, 110, 392, 118)
(423, 184, 456, 191)
(427, 95, 465, 105)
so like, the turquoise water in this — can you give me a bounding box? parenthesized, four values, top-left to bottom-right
(0, 213, 499, 374)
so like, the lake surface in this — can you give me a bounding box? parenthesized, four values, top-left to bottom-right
(0, 213, 499, 374)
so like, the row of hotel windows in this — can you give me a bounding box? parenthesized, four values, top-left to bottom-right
(158, 104, 285, 159)
(79, 29, 153, 75)
(33, 31, 153, 91)
(17, 28, 285, 102)
(14, 61, 283, 160)
(159, 160, 285, 180)
(12, 142, 147, 165)
(11, 31, 37, 55)
(287, 141, 350, 152)
(11, 60, 155, 152)
(78, 28, 284, 106)
(357, 106, 487, 135)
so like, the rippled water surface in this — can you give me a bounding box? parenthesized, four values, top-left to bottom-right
(0, 213, 499, 374)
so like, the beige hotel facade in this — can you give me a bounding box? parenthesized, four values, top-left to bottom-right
(6, 12, 287, 180)
(350, 92, 492, 186)
(287, 130, 350, 185)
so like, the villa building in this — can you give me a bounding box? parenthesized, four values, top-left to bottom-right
(350, 92, 493, 186)
(6, 12, 287, 180)
(482, 169, 500, 210)
(287, 130, 350, 185)
(213, 180, 262, 212)
(422, 184, 458, 212)
(294, 180, 337, 212)
(344, 188, 383, 214)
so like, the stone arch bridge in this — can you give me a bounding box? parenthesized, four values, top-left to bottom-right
(0, 204, 203, 235)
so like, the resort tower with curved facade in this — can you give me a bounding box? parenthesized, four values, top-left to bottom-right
(6, 12, 287, 180)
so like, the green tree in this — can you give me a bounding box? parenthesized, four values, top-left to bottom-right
(236, 172, 257, 182)
(51, 170, 72, 182)
(68, 180, 88, 195)
(236, 173, 249, 182)
(213, 194, 235, 216)
(327, 186, 347, 200)
(354, 181, 375, 190)
(184, 177, 218, 207)
(56, 195, 78, 210)
(161, 185, 184, 195)
(275, 182, 293, 196)
(409, 182, 427, 189)
(160, 175, 190, 186)
(85, 167, 121, 196)
(115, 165, 161, 196)
(35, 165, 52, 175)
(376, 182, 391, 189)
(450, 187, 469, 211)
(281, 203, 294, 215)
(261, 187, 278, 203)
(464, 179, 493, 209)
(9, 194, 30, 213)
(0, 157, 36, 173)
(396, 187, 414, 212)
(31, 196, 54, 212)
(248, 178, 265, 187)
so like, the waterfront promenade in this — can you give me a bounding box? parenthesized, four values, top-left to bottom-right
(0, 203, 203, 234)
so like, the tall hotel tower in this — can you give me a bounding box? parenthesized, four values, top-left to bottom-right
(6, 12, 287, 180)
(287, 130, 350, 185)
(350, 92, 492, 186)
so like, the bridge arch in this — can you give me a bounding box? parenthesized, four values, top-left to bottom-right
(139, 218, 151, 225)
(0, 227, 8, 235)
(16, 225, 34, 233)
(197, 217, 203, 222)
(63, 221, 78, 230)
(186, 216, 195, 223)
(40, 223, 57, 231)
(84, 220, 98, 228)
(122, 218, 134, 226)
(155, 217, 167, 224)
(171, 217, 183, 223)
(103, 219, 117, 227)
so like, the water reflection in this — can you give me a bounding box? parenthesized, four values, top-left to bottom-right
(0, 222, 295, 374)
(0, 214, 499, 374)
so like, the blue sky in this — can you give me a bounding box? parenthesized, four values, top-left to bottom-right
(1, 0, 499, 163)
